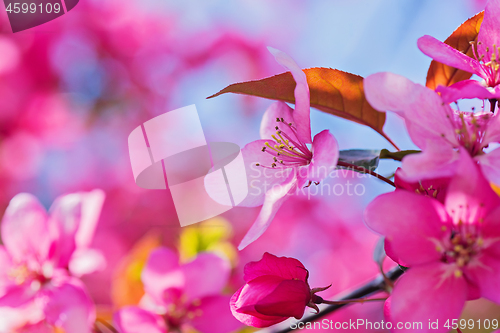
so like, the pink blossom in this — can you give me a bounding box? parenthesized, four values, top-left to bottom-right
(230, 252, 314, 328)
(364, 150, 500, 333)
(0, 190, 105, 332)
(417, 0, 500, 102)
(113, 247, 241, 333)
(364, 72, 500, 183)
(236, 48, 339, 249)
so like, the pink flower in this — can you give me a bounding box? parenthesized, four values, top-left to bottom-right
(417, 0, 500, 103)
(113, 247, 241, 333)
(364, 72, 500, 183)
(230, 252, 315, 328)
(0, 190, 105, 332)
(394, 168, 450, 204)
(236, 48, 339, 249)
(364, 150, 500, 333)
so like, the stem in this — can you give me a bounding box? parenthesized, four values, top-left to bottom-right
(337, 161, 395, 187)
(95, 319, 118, 333)
(266, 266, 404, 333)
(320, 297, 387, 305)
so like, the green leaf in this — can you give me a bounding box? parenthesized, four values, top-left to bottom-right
(338, 149, 380, 171)
(379, 149, 420, 162)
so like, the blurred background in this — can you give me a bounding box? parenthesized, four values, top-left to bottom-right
(0, 0, 497, 331)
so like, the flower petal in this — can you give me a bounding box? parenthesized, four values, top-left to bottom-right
(1, 194, 50, 263)
(399, 143, 459, 182)
(364, 191, 451, 266)
(445, 149, 500, 225)
(74, 189, 105, 249)
(482, 112, 500, 145)
(254, 279, 310, 319)
(68, 248, 106, 277)
(243, 252, 308, 283)
(189, 295, 243, 333)
(394, 168, 450, 204)
(238, 139, 293, 207)
(260, 102, 295, 140)
(417, 35, 484, 77)
(113, 306, 167, 333)
(364, 72, 418, 115)
(466, 253, 500, 304)
(230, 285, 286, 328)
(238, 172, 297, 250)
(181, 252, 230, 301)
(268, 47, 311, 144)
(477, 0, 500, 62)
(436, 80, 495, 103)
(141, 247, 182, 303)
(390, 262, 467, 333)
(303, 130, 339, 182)
(44, 283, 95, 333)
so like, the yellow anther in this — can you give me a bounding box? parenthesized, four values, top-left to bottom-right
(454, 270, 463, 278)
(454, 245, 463, 252)
(441, 226, 447, 232)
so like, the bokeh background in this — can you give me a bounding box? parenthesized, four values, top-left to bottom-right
(0, 0, 498, 331)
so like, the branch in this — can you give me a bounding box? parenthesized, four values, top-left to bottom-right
(336, 161, 396, 187)
(266, 266, 405, 333)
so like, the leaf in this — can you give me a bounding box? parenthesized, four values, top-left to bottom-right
(111, 231, 161, 307)
(426, 11, 484, 90)
(338, 149, 380, 171)
(208, 68, 398, 149)
(379, 149, 420, 162)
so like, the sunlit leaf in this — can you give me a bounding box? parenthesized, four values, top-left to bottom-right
(178, 217, 237, 266)
(111, 231, 161, 307)
(338, 149, 380, 171)
(208, 68, 398, 149)
(379, 149, 420, 162)
(426, 11, 484, 90)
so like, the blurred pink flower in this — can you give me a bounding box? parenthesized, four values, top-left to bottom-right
(418, 0, 500, 102)
(364, 72, 500, 184)
(230, 252, 314, 328)
(113, 247, 241, 333)
(236, 48, 339, 249)
(364, 150, 500, 332)
(0, 190, 105, 332)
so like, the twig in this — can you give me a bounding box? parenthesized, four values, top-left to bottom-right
(267, 266, 405, 333)
(337, 161, 396, 187)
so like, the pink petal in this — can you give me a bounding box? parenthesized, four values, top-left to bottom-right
(68, 248, 106, 277)
(477, 0, 500, 62)
(417, 35, 484, 77)
(384, 239, 409, 267)
(445, 149, 500, 225)
(74, 189, 105, 249)
(141, 247, 182, 303)
(436, 80, 495, 103)
(181, 252, 230, 301)
(113, 306, 167, 333)
(481, 206, 500, 257)
(238, 139, 293, 207)
(238, 172, 297, 250)
(364, 191, 451, 266)
(399, 143, 459, 182)
(253, 279, 310, 319)
(244, 252, 308, 283)
(260, 101, 295, 140)
(44, 283, 95, 333)
(482, 112, 500, 145)
(303, 130, 339, 182)
(390, 262, 467, 333)
(466, 253, 500, 303)
(230, 285, 286, 328)
(189, 295, 242, 333)
(1, 194, 50, 263)
(0, 246, 14, 295)
(268, 47, 312, 144)
(477, 148, 500, 185)
(364, 72, 418, 115)
(0, 284, 37, 308)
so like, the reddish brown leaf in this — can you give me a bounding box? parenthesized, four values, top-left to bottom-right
(426, 11, 484, 90)
(208, 67, 398, 149)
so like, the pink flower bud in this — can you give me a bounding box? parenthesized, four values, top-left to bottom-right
(230, 252, 312, 328)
